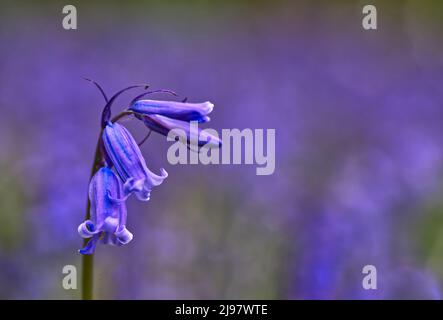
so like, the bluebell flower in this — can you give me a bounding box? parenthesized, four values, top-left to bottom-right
(78, 167, 133, 255)
(130, 99, 213, 123)
(102, 121, 168, 201)
(138, 114, 222, 147)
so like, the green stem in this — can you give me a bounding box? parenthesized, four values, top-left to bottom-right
(81, 140, 101, 300)
(81, 251, 94, 299)
(81, 110, 134, 300)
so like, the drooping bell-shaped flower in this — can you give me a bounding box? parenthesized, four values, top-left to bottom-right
(138, 114, 222, 148)
(102, 121, 168, 201)
(130, 99, 213, 123)
(78, 167, 133, 254)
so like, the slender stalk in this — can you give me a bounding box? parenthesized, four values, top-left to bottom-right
(81, 110, 133, 300)
(81, 139, 102, 300)
(81, 242, 94, 299)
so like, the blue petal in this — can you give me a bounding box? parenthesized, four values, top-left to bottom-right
(115, 226, 133, 245)
(88, 167, 125, 230)
(102, 122, 168, 200)
(107, 190, 129, 204)
(130, 99, 213, 123)
(78, 166, 131, 253)
(140, 114, 222, 148)
(79, 234, 101, 255)
(78, 220, 97, 238)
(103, 216, 119, 233)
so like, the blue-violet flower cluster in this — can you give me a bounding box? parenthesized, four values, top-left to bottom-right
(78, 84, 217, 254)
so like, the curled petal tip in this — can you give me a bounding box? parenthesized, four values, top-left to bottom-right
(136, 194, 150, 202)
(148, 167, 168, 187)
(79, 166, 131, 253)
(204, 101, 214, 113)
(124, 178, 144, 195)
(78, 220, 95, 238)
(115, 227, 133, 245)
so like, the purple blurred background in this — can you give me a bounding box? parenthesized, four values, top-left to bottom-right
(1, 0, 443, 299)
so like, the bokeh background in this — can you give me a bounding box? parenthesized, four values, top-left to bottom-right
(1, 0, 443, 299)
